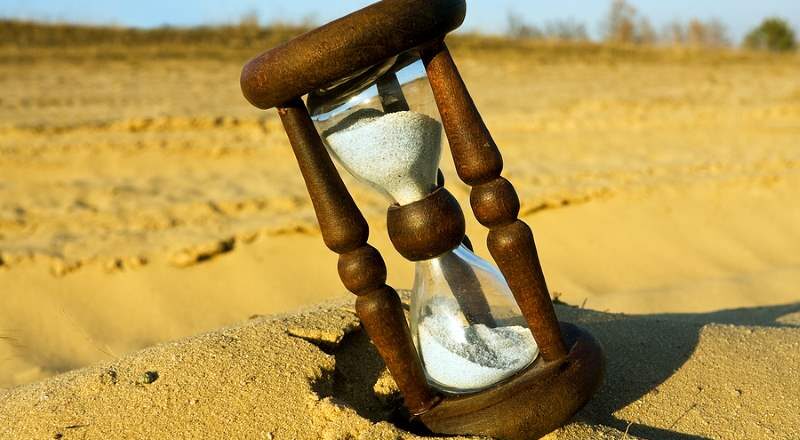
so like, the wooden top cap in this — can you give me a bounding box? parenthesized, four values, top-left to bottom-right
(241, 0, 466, 110)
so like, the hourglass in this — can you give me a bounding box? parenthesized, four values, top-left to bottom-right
(241, 1, 604, 439)
(307, 54, 540, 394)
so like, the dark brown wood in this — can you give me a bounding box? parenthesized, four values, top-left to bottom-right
(420, 42, 503, 186)
(421, 41, 568, 361)
(338, 245, 387, 296)
(241, 0, 466, 110)
(437, 169, 475, 253)
(277, 98, 367, 254)
(436, 169, 446, 187)
(488, 221, 566, 361)
(357, 286, 442, 415)
(386, 186, 465, 261)
(460, 234, 474, 252)
(419, 323, 605, 440)
(376, 72, 411, 113)
(470, 177, 520, 228)
(277, 97, 437, 415)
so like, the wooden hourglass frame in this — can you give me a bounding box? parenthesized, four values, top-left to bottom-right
(241, 1, 604, 438)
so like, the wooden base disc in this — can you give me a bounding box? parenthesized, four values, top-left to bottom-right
(418, 323, 605, 440)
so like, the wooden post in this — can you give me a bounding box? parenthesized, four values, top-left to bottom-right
(421, 41, 568, 361)
(277, 97, 438, 414)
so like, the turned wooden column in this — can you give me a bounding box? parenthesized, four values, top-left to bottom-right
(277, 97, 438, 414)
(421, 42, 568, 361)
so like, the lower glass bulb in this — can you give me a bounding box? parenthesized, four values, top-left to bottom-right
(409, 244, 540, 393)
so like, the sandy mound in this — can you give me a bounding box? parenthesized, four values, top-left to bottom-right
(2, 299, 798, 440)
(2, 43, 800, 439)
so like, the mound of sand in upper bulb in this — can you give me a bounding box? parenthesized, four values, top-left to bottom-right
(1, 298, 798, 440)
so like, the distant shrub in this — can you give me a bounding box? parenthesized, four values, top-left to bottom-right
(689, 19, 730, 48)
(0, 19, 310, 49)
(602, 0, 655, 45)
(603, 0, 637, 44)
(238, 10, 260, 31)
(543, 19, 589, 42)
(507, 13, 543, 40)
(507, 13, 588, 42)
(663, 19, 730, 48)
(743, 18, 797, 52)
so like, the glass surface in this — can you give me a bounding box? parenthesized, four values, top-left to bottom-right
(410, 245, 539, 393)
(308, 53, 442, 205)
(307, 53, 539, 394)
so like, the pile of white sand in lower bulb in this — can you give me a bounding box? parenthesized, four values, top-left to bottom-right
(417, 299, 539, 391)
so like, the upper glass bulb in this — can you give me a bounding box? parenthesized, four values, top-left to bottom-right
(308, 52, 539, 394)
(308, 53, 441, 205)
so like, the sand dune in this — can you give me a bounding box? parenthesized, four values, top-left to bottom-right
(1, 299, 798, 439)
(2, 52, 798, 279)
(1, 41, 800, 439)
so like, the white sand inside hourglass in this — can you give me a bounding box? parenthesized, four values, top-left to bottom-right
(418, 299, 539, 391)
(324, 110, 442, 205)
(327, 110, 538, 389)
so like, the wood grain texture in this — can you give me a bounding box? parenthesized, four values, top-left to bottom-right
(421, 41, 568, 361)
(277, 98, 368, 254)
(420, 42, 503, 186)
(419, 323, 605, 440)
(241, 0, 465, 110)
(488, 220, 567, 361)
(277, 98, 438, 414)
(386, 186, 465, 261)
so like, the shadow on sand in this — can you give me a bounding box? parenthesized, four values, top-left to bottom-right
(561, 302, 800, 439)
(319, 301, 800, 439)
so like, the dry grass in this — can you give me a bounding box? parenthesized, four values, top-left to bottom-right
(3, 19, 799, 65)
(0, 19, 307, 48)
(0, 19, 308, 63)
(451, 32, 800, 64)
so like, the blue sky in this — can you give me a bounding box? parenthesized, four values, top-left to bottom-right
(1, 0, 798, 42)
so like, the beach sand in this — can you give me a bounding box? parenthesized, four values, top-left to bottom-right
(1, 42, 799, 438)
(1, 299, 798, 439)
